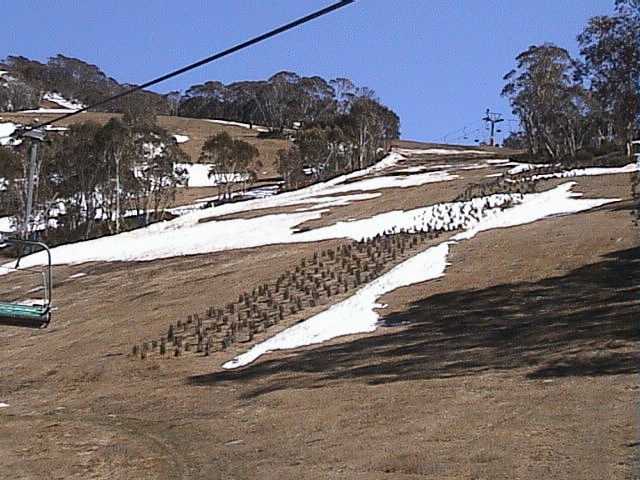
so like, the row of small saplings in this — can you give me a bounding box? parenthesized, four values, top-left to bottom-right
(130, 228, 445, 360)
(455, 174, 539, 203)
(130, 183, 532, 361)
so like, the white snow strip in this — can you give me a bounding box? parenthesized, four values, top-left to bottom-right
(453, 182, 617, 241)
(42, 92, 86, 111)
(223, 242, 451, 369)
(173, 134, 189, 144)
(69, 272, 87, 279)
(395, 166, 429, 173)
(486, 159, 511, 164)
(508, 163, 551, 175)
(223, 182, 620, 369)
(485, 173, 503, 178)
(292, 193, 381, 211)
(17, 299, 46, 307)
(204, 119, 270, 132)
(529, 163, 638, 180)
(0, 402, 9, 408)
(18, 108, 88, 114)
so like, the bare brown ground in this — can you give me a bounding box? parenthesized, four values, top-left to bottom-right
(391, 138, 522, 157)
(0, 164, 637, 479)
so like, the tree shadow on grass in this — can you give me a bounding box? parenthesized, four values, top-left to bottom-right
(189, 247, 640, 396)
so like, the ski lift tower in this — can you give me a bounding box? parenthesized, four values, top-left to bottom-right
(482, 109, 504, 147)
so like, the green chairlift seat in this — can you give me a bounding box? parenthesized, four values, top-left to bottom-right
(0, 303, 50, 328)
(0, 239, 52, 329)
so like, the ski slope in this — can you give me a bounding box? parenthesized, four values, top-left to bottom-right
(224, 182, 620, 368)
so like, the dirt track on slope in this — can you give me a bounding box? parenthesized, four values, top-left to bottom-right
(0, 158, 637, 479)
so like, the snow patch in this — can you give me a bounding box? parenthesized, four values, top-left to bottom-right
(173, 134, 189, 144)
(205, 119, 270, 132)
(0, 122, 21, 146)
(223, 242, 451, 369)
(508, 163, 551, 175)
(44, 125, 69, 132)
(42, 92, 86, 111)
(454, 182, 617, 241)
(19, 108, 87, 114)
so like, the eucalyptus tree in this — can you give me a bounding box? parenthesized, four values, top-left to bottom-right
(578, 0, 640, 156)
(502, 44, 587, 161)
(200, 132, 261, 200)
(130, 126, 188, 224)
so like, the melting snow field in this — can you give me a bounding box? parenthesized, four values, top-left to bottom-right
(1, 153, 632, 275)
(223, 242, 451, 369)
(223, 182, 620, 369)
(1, 190, 514, 269)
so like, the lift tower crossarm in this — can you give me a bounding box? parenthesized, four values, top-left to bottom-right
(482, 109, 504, 147)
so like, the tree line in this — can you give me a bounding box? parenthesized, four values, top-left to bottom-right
(0, 55, 401, 242)
(501, 0, 639, 162)
(278, 91, 400, 189)
(0, 109, 188, 244)
(0, 54, 168, 113)
(1, 56, 400, 139)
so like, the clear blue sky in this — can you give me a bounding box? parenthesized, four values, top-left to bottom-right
(3, 0, 615, 143)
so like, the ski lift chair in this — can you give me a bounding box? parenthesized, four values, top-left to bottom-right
(0, 238, 52, 328)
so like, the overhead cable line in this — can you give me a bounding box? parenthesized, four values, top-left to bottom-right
(16, 0, 356, 135)
(437, 121, 483, 142)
